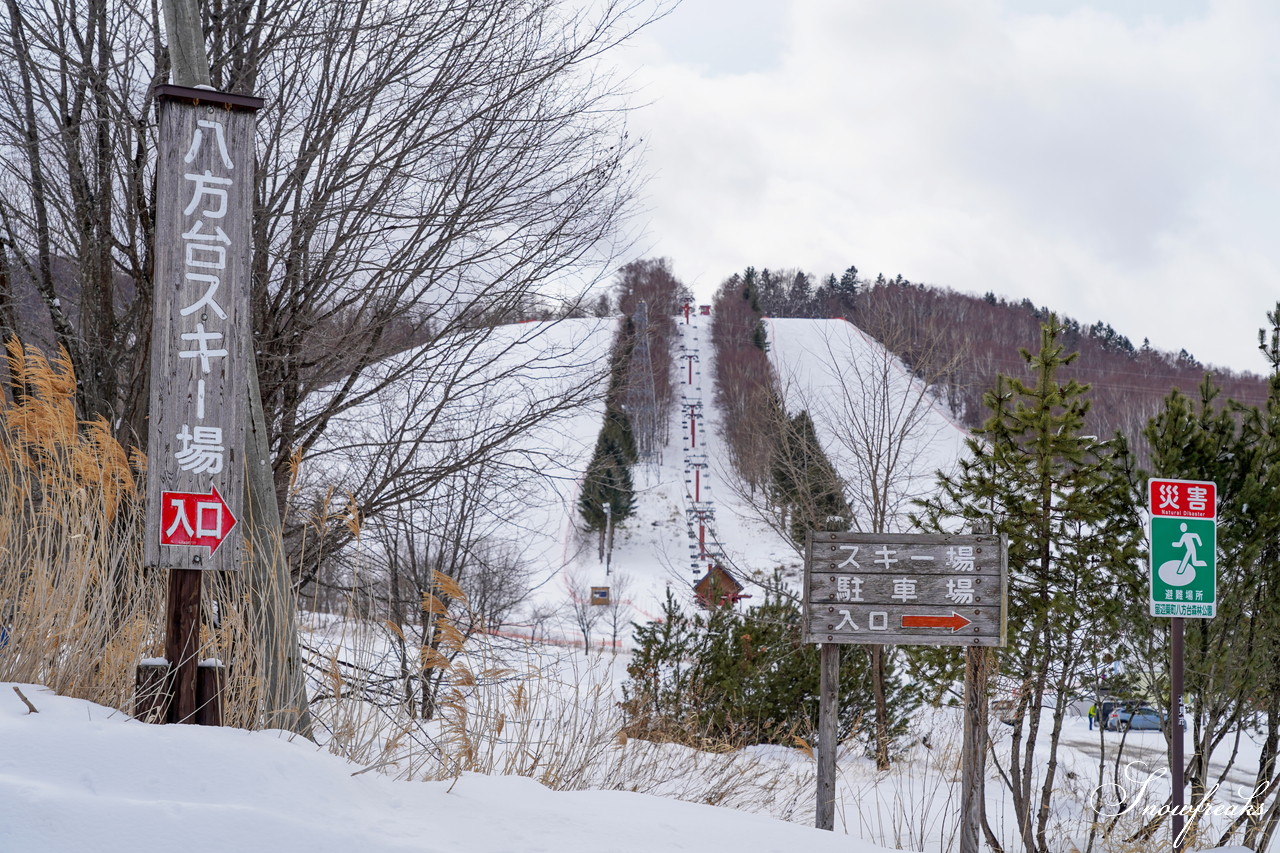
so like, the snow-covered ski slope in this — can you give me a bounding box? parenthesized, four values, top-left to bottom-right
(300, 313, 972, 639)
(567, 311, 803, 624)
(765, 318, 970, 533)
(299, 317, 616, 585)
(529, 312, 972, 636)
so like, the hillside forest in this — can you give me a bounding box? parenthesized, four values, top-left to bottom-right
(624, 263, 1280, 853)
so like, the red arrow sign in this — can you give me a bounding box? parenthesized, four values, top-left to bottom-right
(901, 612, 971, 632)
(160, 486, 238, 555)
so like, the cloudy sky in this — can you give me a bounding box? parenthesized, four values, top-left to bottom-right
(613, 0, 1280, 374)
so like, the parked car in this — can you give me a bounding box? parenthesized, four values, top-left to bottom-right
(1089, 700, 1127, 728)
(1108, 706, 1164, 731)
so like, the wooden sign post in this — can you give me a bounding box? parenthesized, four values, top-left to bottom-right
(803, 531, 1007, 847)
(143, 85, 263, 724)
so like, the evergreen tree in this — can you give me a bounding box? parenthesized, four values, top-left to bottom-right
(911, 317, 1142, 853)
(601, 403, 638, 465)
(578, 412, 636, 531)
(813, 274, 837, 314)
(740, 266, 761, 312)
(1142, 382, 1255, 813)
(1137, 310, 1280, 846)
(787, 271, 812, 314)
(1241, 306, 1280, 850)
(836, 265, 858, 310)
(751, 319, 769, 353)
(732, 267, 770, 350)
(757, 268, 783, 314)
(770, 410, 852, 546)
(579, 321, 639, 561)
(623, 584, 920, 750)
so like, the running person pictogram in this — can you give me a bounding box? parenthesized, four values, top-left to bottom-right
(1158, 521, 1208, 587)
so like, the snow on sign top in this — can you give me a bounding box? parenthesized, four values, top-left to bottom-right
(1149, 478, 1217, 520)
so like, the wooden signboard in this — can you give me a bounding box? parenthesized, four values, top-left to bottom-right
(803, 532, 1008, 647)
(144, 86, 262, 572)
(806, 531, 1008, 838)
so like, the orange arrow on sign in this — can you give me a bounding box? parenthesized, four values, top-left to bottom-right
(901, 612, 971, 632)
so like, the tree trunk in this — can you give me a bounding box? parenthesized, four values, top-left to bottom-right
(1246, 694, 1280, 847)
(387, 555, 416, 720)
(244, 352, 313, 738)
(871, 644, 890, 770)
(1035, 661, 1075, 852)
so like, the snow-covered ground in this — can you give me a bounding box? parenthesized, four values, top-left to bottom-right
(36, 310, 1244, 853)
(0, 681, 893, 853)
(3, 672, 1255, 853)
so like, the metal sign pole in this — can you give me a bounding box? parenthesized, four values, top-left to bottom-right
(1146, 478, 1215, 851)
(1171, 616, 1185, 853)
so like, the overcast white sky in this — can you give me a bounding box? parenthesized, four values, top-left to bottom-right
(613, 0, 1280, 373)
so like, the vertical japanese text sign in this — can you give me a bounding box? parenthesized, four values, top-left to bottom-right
(1149, 478, 1217, 618)
(145, 87, 263, 571)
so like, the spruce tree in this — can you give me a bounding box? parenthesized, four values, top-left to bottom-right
(1142, 381, 1257, 813)
(578, 418, 636, 530)
(1137, 309, 1280, 841)
(836, 265, 858, 311)
(1243, 305, 1280, 850)
(770, 410, 852, 546)
(912, 317, 1142, 853)
(578, 399, 637, 563)
(622, 582, 920, 749)
(787, 271, 812, 314)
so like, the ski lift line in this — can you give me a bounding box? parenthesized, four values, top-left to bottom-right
(675, 318, 739, 596)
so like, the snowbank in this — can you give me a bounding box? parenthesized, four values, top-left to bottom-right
(0, 682, 897, 853)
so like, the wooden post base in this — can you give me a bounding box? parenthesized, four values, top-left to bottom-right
(135, 660, 172, 724)
(196, 660, 225, 727)
(134, 658, 225, 726)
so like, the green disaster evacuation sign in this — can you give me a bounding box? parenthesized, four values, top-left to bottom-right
(1150, 517, 1215, 617)
(1148, 478, 1217, 619)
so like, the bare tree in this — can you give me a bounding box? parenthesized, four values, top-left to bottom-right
(0, 0, 656, 739)
(721, 312, 963, 770)
(790, 315, 963, 536)
(710, 270, 781, 495)
(614, 258, 681, 464)
(291, 316, 614, 583)
(602, 570, 633, 650)
(0, 0, 658, 503)
(789, 314, 962, 771)
(564, 567, 606, 652)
